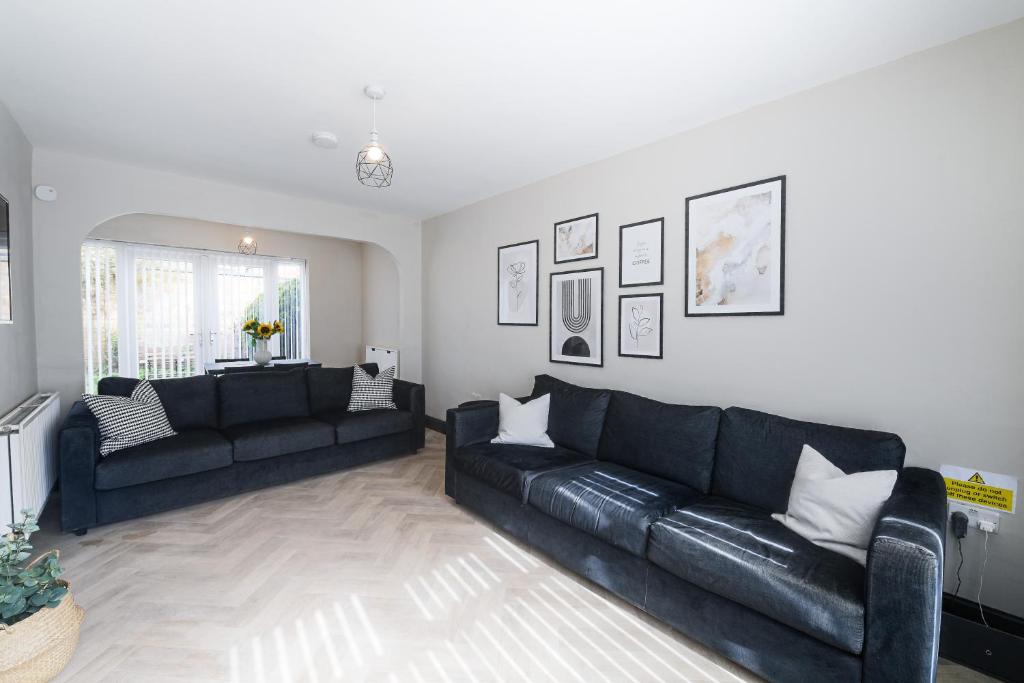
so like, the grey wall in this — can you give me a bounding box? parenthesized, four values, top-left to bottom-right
(92, 214, 366, 368)
(423, 20, 1024, 615)
(0, 102, 38, 414)
(361, 242, 401, 351)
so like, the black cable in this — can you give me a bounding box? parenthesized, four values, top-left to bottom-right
(953, 536, 964, 598)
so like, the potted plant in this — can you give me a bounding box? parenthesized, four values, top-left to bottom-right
(241, 319, 284, 365)
(0, 510, 84, 682)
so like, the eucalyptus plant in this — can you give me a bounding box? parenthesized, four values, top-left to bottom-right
(0, 510, 67, 626)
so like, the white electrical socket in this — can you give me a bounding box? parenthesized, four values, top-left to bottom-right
(948, 500, 1000, 534)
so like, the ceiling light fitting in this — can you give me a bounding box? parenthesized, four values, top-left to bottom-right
(238, 235, 258, 255)
(356, 85, 393, 188)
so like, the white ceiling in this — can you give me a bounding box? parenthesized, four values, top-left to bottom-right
(1, 1, 1022, 219)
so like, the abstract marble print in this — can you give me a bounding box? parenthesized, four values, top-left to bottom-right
(554, 213, 598, 263)
(686, 176, 785, 316)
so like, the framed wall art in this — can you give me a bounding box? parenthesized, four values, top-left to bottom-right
(497, 239, 539, 325)
(685, 176, 785, 316)
(553, 213, 598, 263)
(618, 293, 662, 359)
(619, 217, 663, 287)
(550, 267, 603, 366)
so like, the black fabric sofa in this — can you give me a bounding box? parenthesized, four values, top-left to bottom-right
(445, 374, 946, 683)
(60, 363, 424, 533)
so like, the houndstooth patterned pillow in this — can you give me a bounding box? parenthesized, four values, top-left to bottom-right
(82, 380, 177, 456)
(347, 365, 397, 411)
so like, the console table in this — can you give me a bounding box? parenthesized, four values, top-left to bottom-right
(204, 359, 322, 375)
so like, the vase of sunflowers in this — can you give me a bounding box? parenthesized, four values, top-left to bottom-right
(242, 319, 284, 365)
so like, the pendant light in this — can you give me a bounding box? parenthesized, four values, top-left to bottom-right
(356, 85, 393, 188)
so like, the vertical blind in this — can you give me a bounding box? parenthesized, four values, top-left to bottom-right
(81, 240, 309, 392)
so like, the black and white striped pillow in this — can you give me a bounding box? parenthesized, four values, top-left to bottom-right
(82, 380, 177, 456)
(347, 365, 397, 411)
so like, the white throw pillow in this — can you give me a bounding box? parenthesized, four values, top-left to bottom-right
(771, 444, 897, 565)
(490, 393, 554, 448)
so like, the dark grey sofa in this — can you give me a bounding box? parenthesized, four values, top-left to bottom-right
(60, 363, 425, 533)
(445, 374, 946, 683)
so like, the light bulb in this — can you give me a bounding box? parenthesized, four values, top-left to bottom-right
(364, 144, 384, 162)
(242, 236, 254, 245)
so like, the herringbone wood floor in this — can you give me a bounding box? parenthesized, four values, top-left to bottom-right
(35, 432, 990, 682)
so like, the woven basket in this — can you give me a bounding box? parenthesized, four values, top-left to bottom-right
(0, 580, 84, 683)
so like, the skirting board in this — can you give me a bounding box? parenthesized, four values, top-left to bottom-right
(425, 416, 446, 434)
(940, 593, 1023, 682)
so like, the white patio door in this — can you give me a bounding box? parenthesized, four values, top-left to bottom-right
(82, 240, 308, 391)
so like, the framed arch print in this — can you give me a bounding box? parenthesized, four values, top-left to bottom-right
(619, 217, 664, 287)
(685, 175, 785, 316)
(554, 213, 598, 263)
(550, 267, 603, 366)
(497, 239, 539, 325)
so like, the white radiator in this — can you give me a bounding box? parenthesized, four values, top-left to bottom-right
(0, 393, 61, 529)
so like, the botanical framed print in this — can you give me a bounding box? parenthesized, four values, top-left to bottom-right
(550, 267, 603, 366)
(685, 176, 785, 316)
(619, 218, 664, 287)
(497, 239, 539, 325)
(618, 293, 663, 359)
(553, 213, 598, 263)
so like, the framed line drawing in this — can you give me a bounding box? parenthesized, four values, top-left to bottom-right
(618, 293, 663, 359)
(685, 176, 785, 316)
(550, 267, 604, 366)
(497, 239, 539, 325)
(554, 213, 598, 263)
(619, 217, 664, 287)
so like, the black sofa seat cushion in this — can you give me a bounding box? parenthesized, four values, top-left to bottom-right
(224, 417, 336, 462)
(648, 496, 866, 655)
(316, 409, 414, 445)
(454, 442, 594, 503)
(94, 429, 233, 490)
(528, 462, 701, 557)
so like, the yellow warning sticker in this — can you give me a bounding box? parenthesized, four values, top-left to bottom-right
(940, 465, 1017, 513)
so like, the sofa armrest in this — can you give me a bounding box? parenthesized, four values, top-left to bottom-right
(59, 401, 101, 532)
(444, 403, 499, 498)
(863, 467, 946, 683)
(394, 379, 425, 450)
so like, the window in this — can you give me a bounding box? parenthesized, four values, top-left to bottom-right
(81, 240, 308, 392)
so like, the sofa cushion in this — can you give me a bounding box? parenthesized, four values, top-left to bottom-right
(316, 409, 414, 445)
(648, 497, 866, 654)
(598, 391, 720, 492)
(454, 442, 593, 502)
(218, 368, 310, 429)
(98, 374, 218, 431)
(528, 462, 701, 556)
(224, 417, 335, 462)
(530, 374, 611, 457)
(306, 363, 379, 414)
(94, 429, 233, 490)
(713, 407, 906, 513)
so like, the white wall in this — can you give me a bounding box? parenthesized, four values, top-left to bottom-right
(0, 102, 38, 414)
(423, 21, 1024, 615)
(32, 150, 423, 413)
(361, 243, 401, 351)
(91, 214, 367, 367)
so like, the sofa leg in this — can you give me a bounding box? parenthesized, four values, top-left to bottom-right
(73, 528, 87, 537)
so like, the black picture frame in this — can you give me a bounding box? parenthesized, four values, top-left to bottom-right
(618, 217, 664, 288)
(684, 175, 786, 317)
(553, 213, 599, 264)
(618, 293, 663, 359)
(497, 239, 539, 326)
(0, 193, 11, 324)
(549, 266, 604, 367)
